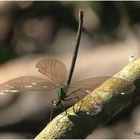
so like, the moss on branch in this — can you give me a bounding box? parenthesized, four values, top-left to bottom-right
(35, 58, 140, 139)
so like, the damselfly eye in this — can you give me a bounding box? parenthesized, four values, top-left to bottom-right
(52, 98, 61, 108)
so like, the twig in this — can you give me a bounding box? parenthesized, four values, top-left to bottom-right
(35, 58, 140, 139)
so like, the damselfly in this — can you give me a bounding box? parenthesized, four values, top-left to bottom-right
(0, 58, 134, 112)
(0, 10, 135, 118)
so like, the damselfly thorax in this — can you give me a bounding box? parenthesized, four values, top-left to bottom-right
(52, 85, 69, 108)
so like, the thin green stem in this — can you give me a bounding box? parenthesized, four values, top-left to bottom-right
(67, 10, 84, 86)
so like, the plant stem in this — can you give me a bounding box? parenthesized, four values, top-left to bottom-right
(35, 58, 140, 139)
(67, 10, 84, 86)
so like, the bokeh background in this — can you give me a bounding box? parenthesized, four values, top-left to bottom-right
(0, 1, 140, 139)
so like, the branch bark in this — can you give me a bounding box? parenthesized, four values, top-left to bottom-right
(35, 58, 140, 139)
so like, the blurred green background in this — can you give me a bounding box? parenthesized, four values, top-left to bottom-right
(0, 1, 140, 139)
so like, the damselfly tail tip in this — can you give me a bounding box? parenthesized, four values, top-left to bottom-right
(79, 9, 84, 19)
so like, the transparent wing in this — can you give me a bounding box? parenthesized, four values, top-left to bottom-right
(64, 77, 110, 116)
(67, 77, 134, 116)
(66, 77, 110, 104)
(0, 76, 56, 93)
(68, 77, 110, 94)
(67, 76, 134, 94)
(36, 58, 67, 86)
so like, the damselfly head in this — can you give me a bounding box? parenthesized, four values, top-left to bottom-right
(52, 98, 61, 108)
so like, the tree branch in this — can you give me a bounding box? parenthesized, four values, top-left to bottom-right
(35, 58, 140, 139)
